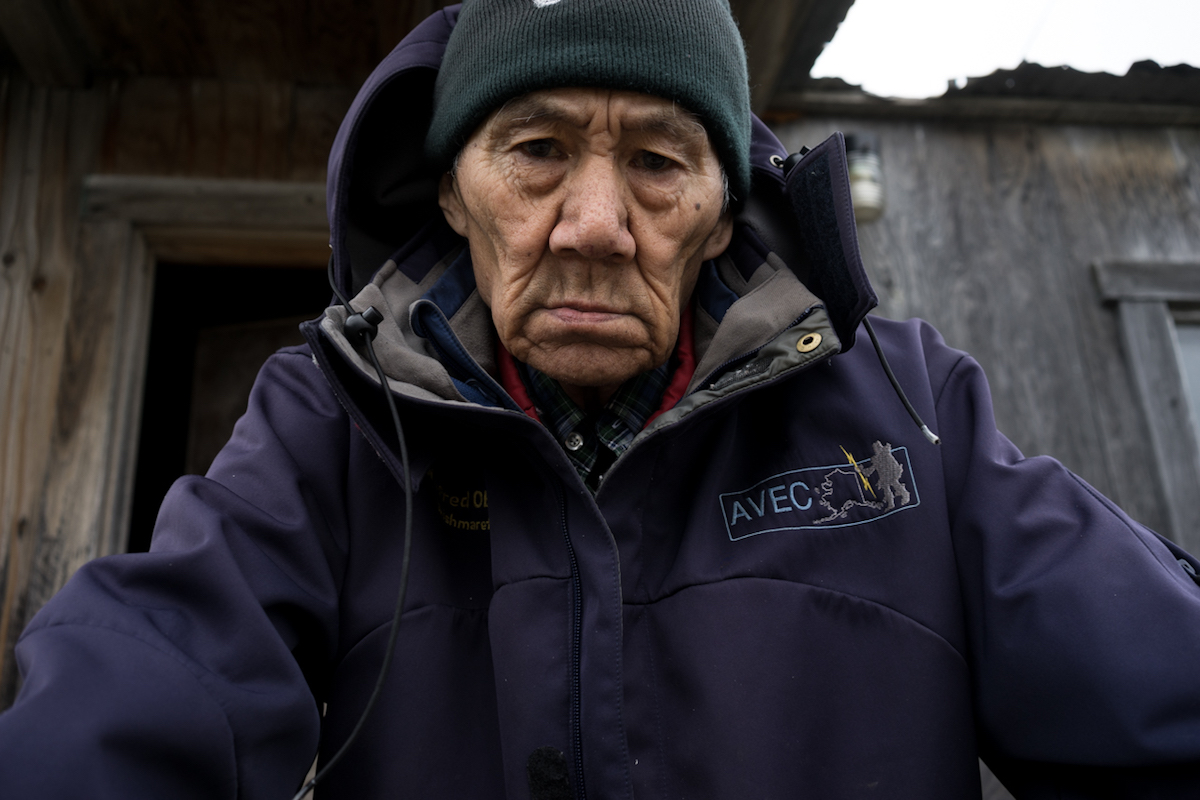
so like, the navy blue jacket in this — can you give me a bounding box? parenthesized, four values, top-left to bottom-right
(3, 7, 1200, 798)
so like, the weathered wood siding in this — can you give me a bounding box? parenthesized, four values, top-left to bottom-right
(0, 79, 112, 707)
(0, 75, 344, 706)
(100, 78, 353, 180)
(771, 116, 1200, 544)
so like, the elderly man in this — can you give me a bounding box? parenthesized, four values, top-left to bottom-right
(3, 1, 1200, 798)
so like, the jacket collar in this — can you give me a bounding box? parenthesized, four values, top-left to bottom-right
(318, 216, 838, 413)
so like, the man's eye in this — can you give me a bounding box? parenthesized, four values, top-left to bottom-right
(520, 140, 557, 159)
(639, 151, 673, 171)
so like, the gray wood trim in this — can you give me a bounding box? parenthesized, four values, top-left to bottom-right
(1094, 261, 1200, 303)
(1096, 258, 1200, 551)
(82, 175, 328, 230)
(98, 227, 153, 558)
(1113, 301, 1200, 553)
(769, 91, 1200, 126)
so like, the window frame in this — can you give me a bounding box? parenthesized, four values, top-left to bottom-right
(74, 175, 329, 556)
(1094, 260, 1200, 553)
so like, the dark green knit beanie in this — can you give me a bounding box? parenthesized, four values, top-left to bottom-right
(426, 0, 751, 201)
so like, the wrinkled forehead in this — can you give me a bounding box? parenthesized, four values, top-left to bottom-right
(473, 87, 714, 151)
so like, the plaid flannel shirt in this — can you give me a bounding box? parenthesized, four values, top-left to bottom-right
(520, 362, 671, 491)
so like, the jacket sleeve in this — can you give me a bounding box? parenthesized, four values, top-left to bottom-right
(0, 347, 351, 799)
(925, 325, 1200, 794)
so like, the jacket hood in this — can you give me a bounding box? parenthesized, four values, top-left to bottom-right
(325, 4, 876, 351)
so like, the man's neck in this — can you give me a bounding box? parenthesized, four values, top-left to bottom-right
(560, 382, 620, 413)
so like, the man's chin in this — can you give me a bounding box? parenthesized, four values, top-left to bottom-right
(525, 344, 656, 390)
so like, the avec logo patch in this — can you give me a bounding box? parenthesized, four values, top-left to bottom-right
(719, 442, 919, 541)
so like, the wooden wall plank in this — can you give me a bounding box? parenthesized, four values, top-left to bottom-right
(28, 218, 151, 613)
(99, 78, 354, 181)
(287, 87, 353, 182)
(71, 0, 213, 78)
(0, 81, 51, 710)
(0, 81, 108, 707)
(1, 84, 64, 706)
(67, 0, 454, 86)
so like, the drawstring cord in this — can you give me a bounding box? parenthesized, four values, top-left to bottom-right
(863, 317, 941, 446)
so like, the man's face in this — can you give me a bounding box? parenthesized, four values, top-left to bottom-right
(438, 87, 733, 403)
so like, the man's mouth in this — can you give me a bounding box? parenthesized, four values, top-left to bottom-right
(545, 304, 625, 324)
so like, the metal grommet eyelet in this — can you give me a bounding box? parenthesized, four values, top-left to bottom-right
(769, 154, 785, 169)
(796, 332, 822, 353)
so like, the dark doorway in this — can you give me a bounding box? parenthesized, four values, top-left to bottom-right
(127, 262, 331, 553)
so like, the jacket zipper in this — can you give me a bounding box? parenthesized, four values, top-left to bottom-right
(312, 326, 595, 797)
(558, 487, 587, 800)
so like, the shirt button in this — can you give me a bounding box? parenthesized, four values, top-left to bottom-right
(564, 432, 584, 451)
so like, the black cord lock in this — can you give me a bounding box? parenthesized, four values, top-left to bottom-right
(345, 306, 384, 342)
(782, 146, 811, 177)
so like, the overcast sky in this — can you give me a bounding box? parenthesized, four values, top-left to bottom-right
(810, 0, 1200, 98)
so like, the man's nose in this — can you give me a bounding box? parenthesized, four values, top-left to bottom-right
(548, 156, 636, 261)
